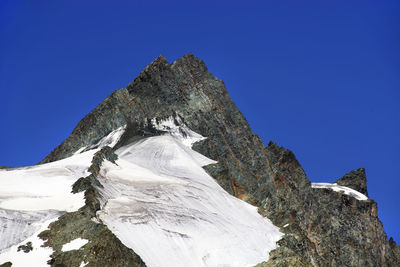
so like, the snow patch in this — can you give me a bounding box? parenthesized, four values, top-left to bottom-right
(77, 125, 127, 153)
(61, 238, 88, 252)
(95, 125, 126, 149)
(311, 183, 368, 201)
(150, 116, 205, 147)
(91, 217, 101, 224)
(73, 146, 87, 155)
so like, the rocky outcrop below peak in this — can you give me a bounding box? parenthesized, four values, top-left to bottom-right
(258, 142, 400, 266)
(335, 167, 368, 196)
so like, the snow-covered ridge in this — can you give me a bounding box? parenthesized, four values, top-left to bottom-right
(96, 119, 283, 267)
(311, 183, 368, 201)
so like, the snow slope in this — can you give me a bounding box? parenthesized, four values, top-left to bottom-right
(96, 117, 283, 267)
(0, 218, 58, 267)
(0, 119, 282, 267)
(311, 183, 368, 201)
(0, 126, 125, 260)
(0, 151, 92, 253)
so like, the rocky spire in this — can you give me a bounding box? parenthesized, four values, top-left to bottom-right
(335, 168, 368, 196)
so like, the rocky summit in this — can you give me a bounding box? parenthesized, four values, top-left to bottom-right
(0, 54, 399, 267)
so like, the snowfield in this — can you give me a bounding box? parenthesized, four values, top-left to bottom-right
(96, 117, 283, 267)
(0, 218, 58, 267)
(0, 151, 93, 254)
(0, 118, 283, 266)
(0, 127, 125, 263)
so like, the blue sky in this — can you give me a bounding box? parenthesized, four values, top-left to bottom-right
(1, 1, 399, 242)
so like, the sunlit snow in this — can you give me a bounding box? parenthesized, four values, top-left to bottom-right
(150, 116, 206, 147)
(0, 118, 283, 267)
(75, 125, 127, 154)
(311, 183, 368, 201)
(96, 117, 283, 267)
(61, 238, 89, 252)
(0, 151, 93, 255)
(0, 128, 125, 259)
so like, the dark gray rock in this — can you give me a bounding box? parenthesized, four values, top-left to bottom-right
(335, 168, 368, 196)
(258, 141, 400, 266)
(17, 241, 33, 253)
(39, 210, 145, 267)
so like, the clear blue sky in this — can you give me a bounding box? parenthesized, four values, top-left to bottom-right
(1, 1, 399, 242)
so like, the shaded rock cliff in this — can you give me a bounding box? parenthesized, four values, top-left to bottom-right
(37, 54, 398, 266)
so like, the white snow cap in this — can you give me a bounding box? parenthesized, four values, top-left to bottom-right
(311, 183, 368, 201)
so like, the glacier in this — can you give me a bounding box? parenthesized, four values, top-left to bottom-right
(0, 150, 93, 253)
(0, 217, 58, 267)
(0, 127, 126, 265)
(96, 117, 283, 267)
(0, 117, 283, 267)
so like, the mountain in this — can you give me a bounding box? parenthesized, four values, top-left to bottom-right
(0, 54, 399, 267)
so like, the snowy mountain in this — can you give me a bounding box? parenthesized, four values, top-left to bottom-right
(1, 54, 399, 267)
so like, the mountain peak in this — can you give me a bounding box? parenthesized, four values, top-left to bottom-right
(23, 55, 399, 267)
(149, 54, 169, 66)
(335, 167, 368, 196)
(151, 54, 169, 65)
(172, 53, 208, 76)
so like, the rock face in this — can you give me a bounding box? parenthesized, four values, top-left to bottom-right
(335, 168, 368, 196)
(36, 54, 399, 266)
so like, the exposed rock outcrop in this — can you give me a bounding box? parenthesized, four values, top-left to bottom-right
(335, 168, 368, 196)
